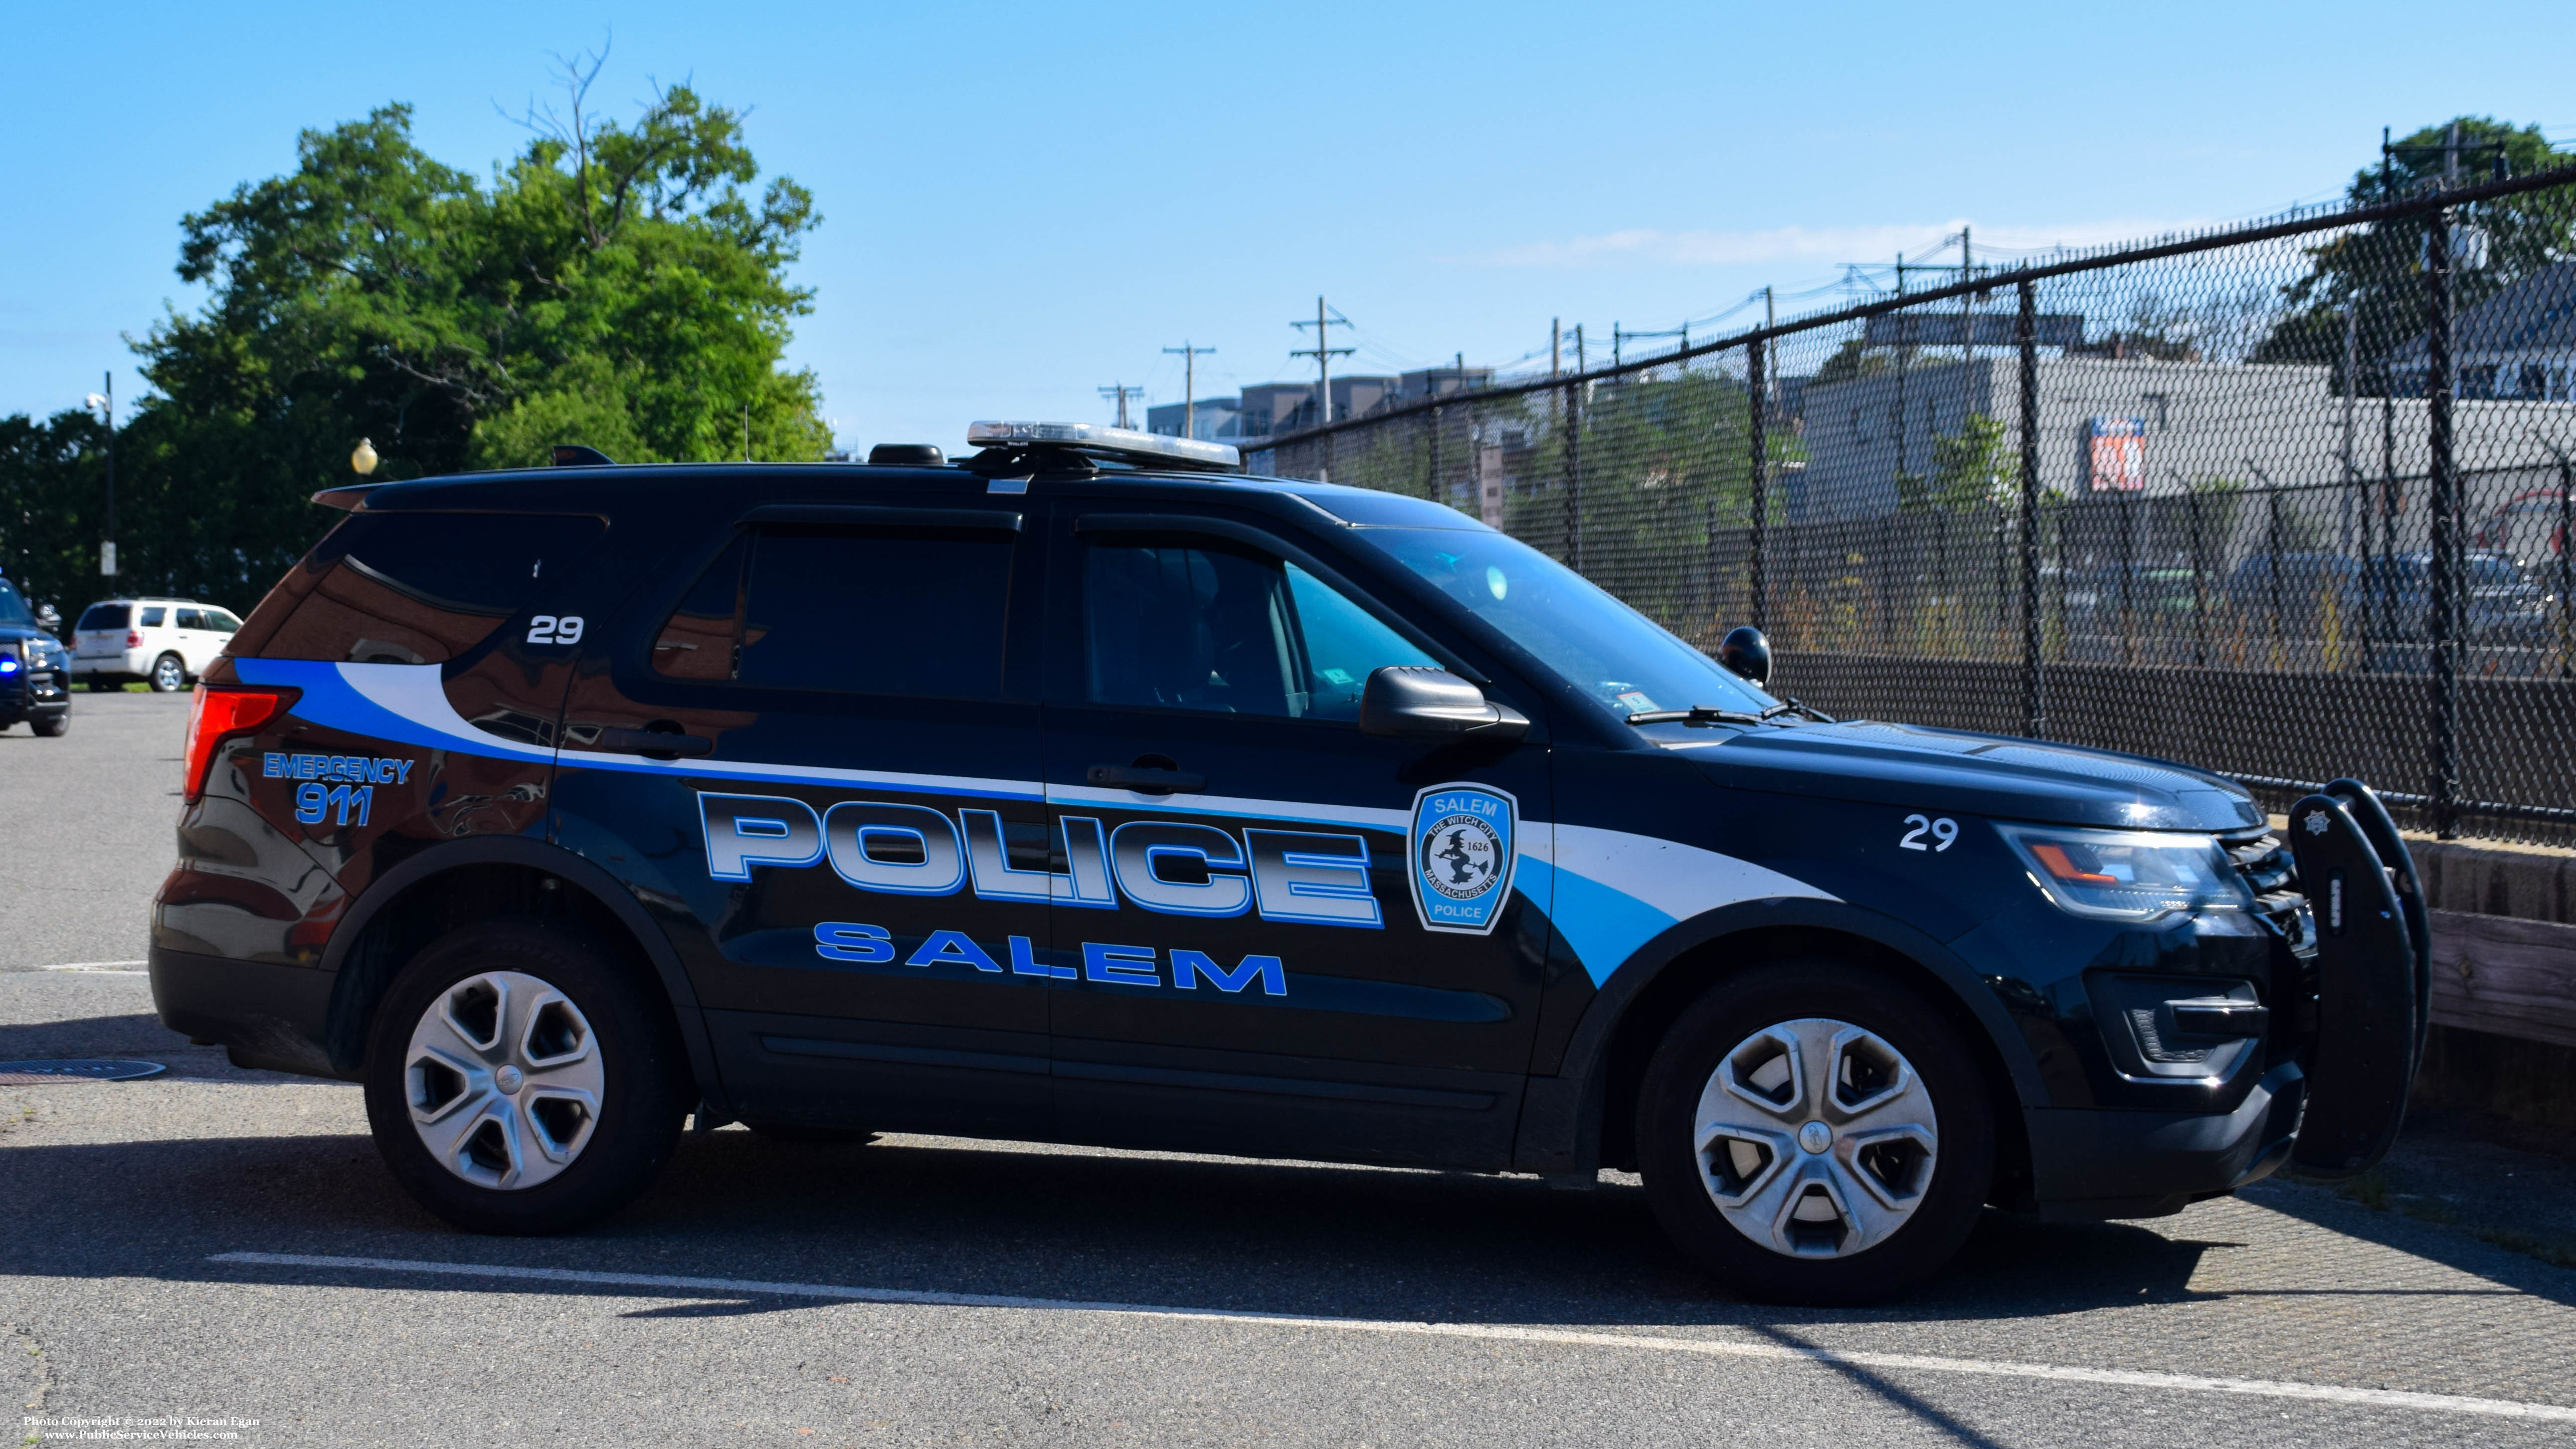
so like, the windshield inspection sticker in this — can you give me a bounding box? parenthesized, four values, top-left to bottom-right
(1410, 784, 1517, 935)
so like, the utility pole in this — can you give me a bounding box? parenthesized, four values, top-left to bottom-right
(1959, 226, 1975, 368)
(81, 373, 115, 578)
(1097, 382, 1144, 429)
(1289, 296, 1354, 479)
(1762, 287, 1777, 406)
(1550, 319, 1561, 379)
(1289, 296, 1353, 430)
(1161, 344, 1215, 439)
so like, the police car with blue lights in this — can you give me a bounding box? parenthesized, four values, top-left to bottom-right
(0, 569, 71, 736)
(153, 422, 2427, 1304)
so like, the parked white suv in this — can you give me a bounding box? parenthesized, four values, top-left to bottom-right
(71, 598, 243, 693)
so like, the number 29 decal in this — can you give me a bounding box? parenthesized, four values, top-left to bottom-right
(1899, 814, 1958, 852)
(527, 615, 585, 645)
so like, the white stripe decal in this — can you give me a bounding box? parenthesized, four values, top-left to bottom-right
(203, 1253, 2576, 1424)
(252, 658, 1832, 979)
(1045, 784, 1411, 833)
(1545, 824, 1837, 986)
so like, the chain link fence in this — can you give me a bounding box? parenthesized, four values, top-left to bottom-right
(1250, 167, 2576, 844)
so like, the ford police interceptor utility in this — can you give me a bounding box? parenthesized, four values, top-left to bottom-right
(152, 423, 2428, 1304)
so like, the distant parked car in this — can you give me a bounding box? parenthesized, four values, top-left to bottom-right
(2225, 551, 2550, 645)
(71, 597, 244, 693)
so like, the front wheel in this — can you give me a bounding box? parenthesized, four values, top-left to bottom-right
(1637, 960, 1994, 1305)
(363, 920, 688, 1234)
(30, 712, 67, 737)
(148, 653, 186, 692)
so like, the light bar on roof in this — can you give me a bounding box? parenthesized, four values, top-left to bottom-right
(966, 421, 1240, 470)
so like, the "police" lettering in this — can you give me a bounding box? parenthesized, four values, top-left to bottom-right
(702, 792, 1380, 928)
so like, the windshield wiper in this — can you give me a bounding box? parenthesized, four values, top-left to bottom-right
(1760, 698, 1836, 724)
(1626, 705, 1764, 727)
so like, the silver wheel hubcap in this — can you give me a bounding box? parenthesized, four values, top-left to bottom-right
(156, 658, 182, 688)
(1693, 1018, 1938, 1259)
(404, 970, 604, 1190)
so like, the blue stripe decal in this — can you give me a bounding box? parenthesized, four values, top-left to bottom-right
(1514, 858, 1679, 988)
(232, 660, 1826, 986)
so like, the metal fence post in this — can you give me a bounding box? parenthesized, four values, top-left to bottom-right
(1562, 378, 1583, 571)
(2017, 279, 2044, 737)
(1747, 340, 1769, 630)
(2426, 206, 2462, 839)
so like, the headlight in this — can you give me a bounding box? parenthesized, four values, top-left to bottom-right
(1998, 824, 2250, 922)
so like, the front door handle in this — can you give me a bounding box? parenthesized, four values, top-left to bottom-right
(1087, 763, 1206, 795)
(579, 726, 716, 758)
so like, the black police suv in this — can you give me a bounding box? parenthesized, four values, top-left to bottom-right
(0, 570, 71, 736)
(152, 423, 2427, 1304)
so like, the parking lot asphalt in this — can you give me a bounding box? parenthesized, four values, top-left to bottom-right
(5, 691, 2575, 1446)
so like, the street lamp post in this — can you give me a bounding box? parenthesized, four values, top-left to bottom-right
(352, 438, 379, 476)
(82, 374, 114, 578)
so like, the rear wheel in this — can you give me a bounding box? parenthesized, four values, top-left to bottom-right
(148, 653, 186, 692)
(363, 920, 688, 1234)
(1637, 960, 1993, 1305)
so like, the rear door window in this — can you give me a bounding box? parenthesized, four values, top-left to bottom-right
(252, 512, 607, 664)
(650, 521, 1016, 699)
(175, 608, 207, 630)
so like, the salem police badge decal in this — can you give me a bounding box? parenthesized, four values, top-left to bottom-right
(1409, 784, 1518, 935)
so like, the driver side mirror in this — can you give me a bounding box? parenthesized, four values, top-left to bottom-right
(1719, 626, 1772, 686)
(1359, 666, 1529, 740)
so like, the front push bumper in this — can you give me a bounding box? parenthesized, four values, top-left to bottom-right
(2026, 1061, 2305, 1221)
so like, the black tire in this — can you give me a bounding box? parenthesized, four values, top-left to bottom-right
(363, 919, 688, 1234)
(30, 712, 67, 737)
(1636, 960, 1994, 1305)
(148, 653, 186, 692)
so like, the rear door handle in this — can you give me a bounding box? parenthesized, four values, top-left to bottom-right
(580, 727, 716, 758)
(1087, 764, 1206, 794)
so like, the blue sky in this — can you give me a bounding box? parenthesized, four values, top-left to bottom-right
(2, 1, 2568, 453)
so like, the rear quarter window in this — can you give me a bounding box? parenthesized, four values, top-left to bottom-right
(243, 512, 607, 664)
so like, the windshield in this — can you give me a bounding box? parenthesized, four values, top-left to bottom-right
(1351, 526, 1774, 721)
(0, 580, 29, 628)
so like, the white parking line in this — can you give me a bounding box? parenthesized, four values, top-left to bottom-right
(35, 961, 148, 973)
(209, 1251, 2575, 1424)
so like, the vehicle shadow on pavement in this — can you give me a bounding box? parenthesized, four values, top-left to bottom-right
(0, 1011, 304, 1083)
(2229, 1175, 2576, 1307)
(0, 1122, 2384, 1330)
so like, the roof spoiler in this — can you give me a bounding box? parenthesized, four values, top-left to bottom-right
(311, 482, 387, 511)
(552, 444, 616, 467)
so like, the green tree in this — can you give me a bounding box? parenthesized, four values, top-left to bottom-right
(0, 54, 831, 614)
(2255, 117, 2574, 379)
(1897, 412, 2010, 512)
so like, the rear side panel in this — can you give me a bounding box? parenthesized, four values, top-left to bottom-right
(157, 509, 613, 1019)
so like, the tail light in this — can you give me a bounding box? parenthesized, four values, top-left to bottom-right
(126, 629, 144, 647)
(183, 685, 296, 803)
